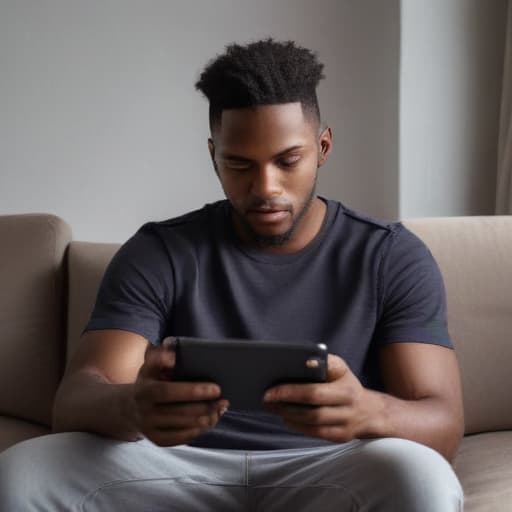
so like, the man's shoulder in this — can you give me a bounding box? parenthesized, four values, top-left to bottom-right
(325, 200, 429, 264)
(113, 200, 227, 263)
(329, 199, 403, 236)
(137, 200, 227, 239)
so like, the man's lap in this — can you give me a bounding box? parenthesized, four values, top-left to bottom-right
(0, 432, 463, 511)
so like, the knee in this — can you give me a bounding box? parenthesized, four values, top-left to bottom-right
(0, 435, 54, 508)
(0, 432, 100, 509)
(360, 438, 463, 511)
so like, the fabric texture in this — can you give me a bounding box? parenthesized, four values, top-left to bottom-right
(66, 241, 122, 364)
(84, 199, 452, 450)
(403, 216, 512, 434)
(0, 416, 50, 453)
(0, 432, 463, 512)
(454, 431, 512, 511)
(496, 0, 512, 214)
(0, 213, 71, 426)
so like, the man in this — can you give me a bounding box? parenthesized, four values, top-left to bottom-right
(0, 39, 464, 510)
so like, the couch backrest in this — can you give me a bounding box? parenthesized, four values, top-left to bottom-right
(0, 214, 71, 427)
(404, 216, 512, 435)
(66, 216, 512, 436)
(66, 241, 121, 362)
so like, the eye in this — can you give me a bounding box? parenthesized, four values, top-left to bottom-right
(223, 160, 252, 171)
(278, 155, 301, 168)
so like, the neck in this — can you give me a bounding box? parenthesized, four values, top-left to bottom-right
(232, 196, 327, 255)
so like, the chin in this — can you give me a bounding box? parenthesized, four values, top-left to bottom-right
(248, 226, 296, 247)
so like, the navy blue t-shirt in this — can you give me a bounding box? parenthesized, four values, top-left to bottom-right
(86, 199, 452, 449)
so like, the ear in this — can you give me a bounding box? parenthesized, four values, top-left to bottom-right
(318, 127, 333, 167)
(208, 138, 218, 174)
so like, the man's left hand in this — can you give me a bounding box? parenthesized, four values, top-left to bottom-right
(263, 354, 379, 442)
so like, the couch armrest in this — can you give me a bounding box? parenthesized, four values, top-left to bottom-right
(0, 214, 71, 427)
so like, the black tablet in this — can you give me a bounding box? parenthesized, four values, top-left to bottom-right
(167, 336, 328, 411)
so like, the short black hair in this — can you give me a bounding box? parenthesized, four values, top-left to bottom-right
(195, 39, 325, 130)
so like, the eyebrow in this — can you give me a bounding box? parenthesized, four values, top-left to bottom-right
(219, 145, 306, 161)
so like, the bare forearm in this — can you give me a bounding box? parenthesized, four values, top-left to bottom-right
(362, 389, 464, 462)
(52, 370, 141, 441)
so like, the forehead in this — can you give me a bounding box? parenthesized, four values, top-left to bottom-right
(213, 103, 318, 155)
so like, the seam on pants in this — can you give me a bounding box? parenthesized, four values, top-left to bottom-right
(74, 477, 245, 512)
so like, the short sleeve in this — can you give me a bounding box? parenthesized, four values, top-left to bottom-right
(374, 225, 452, 348)
(84, 225, 173, 345)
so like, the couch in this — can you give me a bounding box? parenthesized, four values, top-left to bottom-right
(0, 212, 511, 511)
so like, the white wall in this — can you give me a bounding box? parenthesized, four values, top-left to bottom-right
(0, 0, 400, 242)
(400, 0, 508, 218)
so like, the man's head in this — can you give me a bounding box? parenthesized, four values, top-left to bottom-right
(195, 39, 325, 132)
(195, 40, 332, 252)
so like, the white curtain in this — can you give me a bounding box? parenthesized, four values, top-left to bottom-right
(496, 0, 512, 214)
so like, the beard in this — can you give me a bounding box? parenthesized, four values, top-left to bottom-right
(234, 173, 318, 248)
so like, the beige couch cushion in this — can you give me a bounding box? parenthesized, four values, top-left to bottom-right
(0, 416, 50, 453)
(66, 241, 121, 362)
(454, 432, 512, 511)
(404, 217, 512, 435)
(0, 214, 71, 426)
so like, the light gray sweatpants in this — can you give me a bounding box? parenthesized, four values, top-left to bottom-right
(0, 432, 463, 511)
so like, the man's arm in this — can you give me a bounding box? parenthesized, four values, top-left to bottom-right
(53, 329, 228, 444)
(263, 342, 464, 462)
(53, 329, 148, 440)
(374, 342, 464, 460)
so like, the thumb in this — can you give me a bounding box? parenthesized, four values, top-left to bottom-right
(140, 339, 176, 379)
(326, 354, 350, 382)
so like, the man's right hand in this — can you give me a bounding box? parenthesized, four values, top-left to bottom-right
(134, 340, 229, 446)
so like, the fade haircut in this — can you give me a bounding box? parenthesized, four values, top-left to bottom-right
(195, 39, 325, 131)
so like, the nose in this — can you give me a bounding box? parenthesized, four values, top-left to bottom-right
(250, 165, 283, 199)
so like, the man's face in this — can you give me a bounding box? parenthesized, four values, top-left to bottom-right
(209, 102, 332, 252)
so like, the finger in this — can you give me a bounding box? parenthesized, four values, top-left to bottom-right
(161, 336, 177, 350)
(149, 400, 230, 429)
(144, 426, 207, 447)
(265, 403, 349, 426)
(147, 413, 216, 430)
(264, 382, 340, 406)
(326, 354, 350, 382)
(139, 343, 176, 379)
(151, 399, 229, 419)
(281, 422, 355, 443)
(145, 342, 176, 368)
(141, 398, 230, 446)
(135, 380, 221, 407)
(263, 355, 351, 406)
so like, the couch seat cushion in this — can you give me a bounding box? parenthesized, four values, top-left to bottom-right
(0, 415, 50, 453)
(454, 431, 512, 511)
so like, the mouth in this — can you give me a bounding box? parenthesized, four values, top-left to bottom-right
(246, 208, 290, 224)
